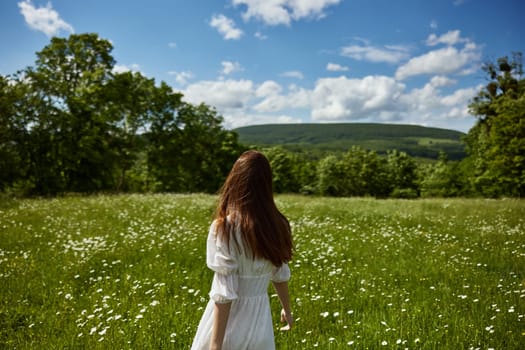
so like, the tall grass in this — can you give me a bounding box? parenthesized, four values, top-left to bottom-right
(1, 194, 523, 349)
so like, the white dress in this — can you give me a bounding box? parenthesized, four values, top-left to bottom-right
(191, 220, 291, 350)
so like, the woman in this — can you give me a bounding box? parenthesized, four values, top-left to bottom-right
(191, 150, 294, 350)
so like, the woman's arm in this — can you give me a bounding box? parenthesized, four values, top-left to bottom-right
(272, 281, 293, 330)
(210, 302, 232, 350)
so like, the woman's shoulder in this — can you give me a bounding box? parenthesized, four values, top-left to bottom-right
(209, 215, 239, 231)
(209, 217, 242, 249)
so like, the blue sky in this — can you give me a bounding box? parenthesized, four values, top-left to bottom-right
(1, 0, 524, 132)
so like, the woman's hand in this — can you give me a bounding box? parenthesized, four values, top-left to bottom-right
(280, 308, 294, 331)
(210, 344, 221, 350)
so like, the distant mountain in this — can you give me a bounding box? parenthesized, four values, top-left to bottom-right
(234, 123, 467, 160)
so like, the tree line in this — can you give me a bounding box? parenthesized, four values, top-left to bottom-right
(0, 34, 244, 196)
(1, 34, 523, 198)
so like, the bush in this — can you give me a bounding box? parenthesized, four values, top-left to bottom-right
(390, 188, 419, 199)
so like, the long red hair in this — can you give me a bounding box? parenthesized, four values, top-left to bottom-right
(215, 150, 293, 266)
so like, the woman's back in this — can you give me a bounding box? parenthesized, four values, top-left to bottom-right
(191, 150, 293, 350)
(191, 221, 290, 350)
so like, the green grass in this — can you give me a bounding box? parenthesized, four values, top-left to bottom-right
(1, 194, 524, 349)
(413, 137, 460, 146)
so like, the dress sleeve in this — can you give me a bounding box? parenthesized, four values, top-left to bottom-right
(271, 263, 291, 283)
(206, 221, 239, 303)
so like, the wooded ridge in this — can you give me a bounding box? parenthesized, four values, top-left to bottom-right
(235, 123, 466, 160)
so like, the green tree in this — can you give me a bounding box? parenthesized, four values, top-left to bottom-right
(293, 156, 318, 195)
(175, 103, 243, 193)
(0, 75, 30, 192)
(485, 93, 525, 196)
(340, 146, 388, 197)
(316, 147, 389, 197)
(317, 155, 345, 196)
(420, 152, 465, 197)
(385, 150, 419, 198)
(147, 101, 243, 193)
(23, 33, 117, 193)
(1, 33, 247, 195)
(102, 71, 160, 191)
(140, 81, 184, 192)
(466, 52, 525, 197)
(263, 147, 299, 193)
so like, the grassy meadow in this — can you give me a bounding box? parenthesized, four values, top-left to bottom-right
(1, 194, 524, 349)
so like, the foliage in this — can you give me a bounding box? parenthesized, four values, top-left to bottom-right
(263, 147, 299, 193)
(419, 152, 466, 197)
(1, 35, 522, 198)
(317, 154, 346, 196)
(263, 147, 317, 194)
(466, 52, 525, 197)
(314, 147, 420, 198)
(148, 102, 244, 193)
(25, 34, 116, 193)
(0, 34, 243, 195)
(0, 75, 30, 193)
(339, 146, 388, 197)
(385, 149, 419, 196)
(1, 194, 524, 349)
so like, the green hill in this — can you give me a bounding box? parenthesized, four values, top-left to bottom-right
(234, 123, 467, 160)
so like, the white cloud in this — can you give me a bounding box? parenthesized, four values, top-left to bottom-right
(309, 74, 478, 129)
(440, 86, 479, 107)
(254, 90, 289, 113)
(326, 63, 349, 72)
(113, 64, 141, 74)
(221, 61, 243, 75)
(18, 0, 74, 37)
(169, 71, 194, 85)
(395, 43, 481, 80)
(254, 31, 268, 40)
(281, 71, 304, 79)
(341, 43, 410, 64)
(180, 78, 306, 128)
(254, 84, 310, 112)
(459, 64, 480, 76)
(426, 30, 464, 46)
(210, 14, 243, 40)
(429, 75, 457, 88)
(232, 0, 341, 26)
(226, 112, 303, 129)
(168, 42, 177, 48)
(256, 80, 282, 97)
(430, 20, 438, 29)
(179, 69, 480, 130)
(400, 81, 442, 113)
(287, 0, 342, 19)
(400, 77, 480, 124)
(310, 75, 406, 121)
(183, 79, 254, 111)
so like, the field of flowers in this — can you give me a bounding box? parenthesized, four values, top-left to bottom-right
(0, 194, 524, 349)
